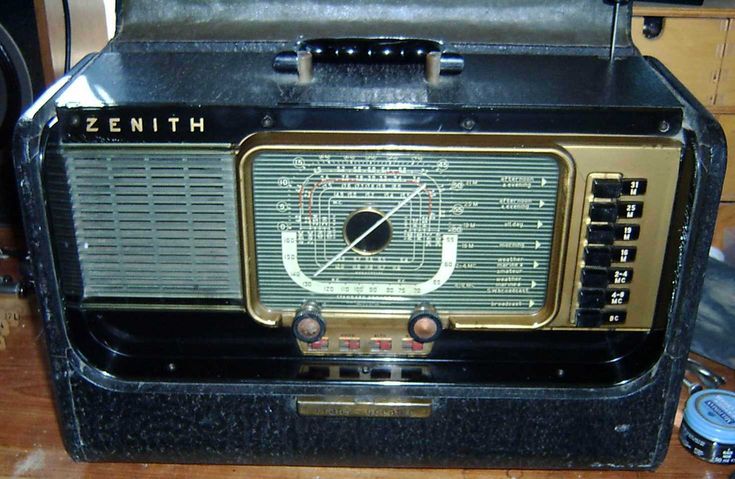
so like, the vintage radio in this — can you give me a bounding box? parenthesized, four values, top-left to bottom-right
(14, 0, 726, 469)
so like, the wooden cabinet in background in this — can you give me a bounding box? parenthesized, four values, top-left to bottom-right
(633, 2, 735, 256)
(716, 114, 735, 201)
(712, 203, 735, 255)
(716, 20, 735, 105)
(632, 16, 727, 107)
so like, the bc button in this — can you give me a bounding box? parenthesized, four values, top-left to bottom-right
(603, 311, 627, 325)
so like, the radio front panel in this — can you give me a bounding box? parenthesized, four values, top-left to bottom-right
(44, 132, 682, 357)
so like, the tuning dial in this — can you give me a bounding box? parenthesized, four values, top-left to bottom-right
(408, 302, 442, 343)
(292, 301, 326, 343)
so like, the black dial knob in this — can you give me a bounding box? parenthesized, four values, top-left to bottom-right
(292, 301, 326, 343)
(408, 303, 442, 343)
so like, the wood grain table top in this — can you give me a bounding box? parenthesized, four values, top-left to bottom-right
(1, 227, 734, 479)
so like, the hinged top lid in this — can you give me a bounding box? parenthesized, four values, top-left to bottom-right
(114, 0, 632, 50)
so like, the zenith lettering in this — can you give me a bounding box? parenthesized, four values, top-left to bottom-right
(84, 116, 205, 134)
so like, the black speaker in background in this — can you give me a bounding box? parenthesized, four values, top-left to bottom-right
(0, 0, 46, 226)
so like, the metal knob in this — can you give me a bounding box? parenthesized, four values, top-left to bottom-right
(408, 302, 442, 343)
(292, 301, 326, 343)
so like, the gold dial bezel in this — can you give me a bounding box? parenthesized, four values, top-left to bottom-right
(236, 131, 574, 329)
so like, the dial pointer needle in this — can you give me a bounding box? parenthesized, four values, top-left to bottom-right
(313, 183, 427, 277)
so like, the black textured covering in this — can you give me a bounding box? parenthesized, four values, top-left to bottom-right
(54, 50, 680, 110)
(12, 1, 727, 470)
(61, 366, 689, 467)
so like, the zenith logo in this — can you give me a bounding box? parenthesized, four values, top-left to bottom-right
(83, 115, 206, 134)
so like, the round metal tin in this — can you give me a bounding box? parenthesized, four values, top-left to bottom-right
(680, 389, 735, 464)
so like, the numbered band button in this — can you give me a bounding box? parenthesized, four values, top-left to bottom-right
(585, 246, 612, 267)
(578, 288, 606, 308)
(589, 203, 618, 222)
(622, 179, 647, 196)
(581, 268, 609, 288)
(587, 224, 615, 245)
(617, 201, 644, 219)
(614, 224, 640, 241)
(606, 289, 630, 305)
(612, 246, 637, 263)
(609, 268, 634, 284)
(592, 179, 622, 198)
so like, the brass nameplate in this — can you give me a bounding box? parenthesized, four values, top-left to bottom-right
(297, 396, 432, 418)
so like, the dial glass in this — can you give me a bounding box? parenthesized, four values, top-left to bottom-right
(247, 148, 563, 318)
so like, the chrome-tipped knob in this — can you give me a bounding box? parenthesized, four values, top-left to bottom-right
(292, 301, 326, 343)
(408, 302, 442, 343)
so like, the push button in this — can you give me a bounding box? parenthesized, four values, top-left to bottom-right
(622, 179, 647, 196)
(589, 203, 618, 222)
(578, 288, 605, 308)
(339, 337, 361, 351)
(612, 246, 637, 263)
(609, 268, 633, 284)
(581, 268, 609, 288)
(603, 310, 627, 325)
(614, 224, 640, 241)
(606, 289, 630, 305)
(308, 338, 330, 351)
(585, 246, 612, 267)
(592, 179, 622, 198)
(402, 338, 425, 351)
(371, 338, 393, 352)
(617, 201, 644, 219)
(587, 224, 615, 245)
(576, 309, 602, 327)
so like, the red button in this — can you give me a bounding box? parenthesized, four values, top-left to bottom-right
(348, 339, 360, 350)
(411, 341, 424, 351)
(379, 340, 392, 351)
(309, 338, 329, 350)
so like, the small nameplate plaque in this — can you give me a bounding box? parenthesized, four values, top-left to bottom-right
(297, 396, 432, 418)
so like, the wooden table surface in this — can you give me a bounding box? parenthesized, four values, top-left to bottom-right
(1, 226, 734, 479)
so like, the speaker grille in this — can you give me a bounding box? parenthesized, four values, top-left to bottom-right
(45, 146, 242, 301)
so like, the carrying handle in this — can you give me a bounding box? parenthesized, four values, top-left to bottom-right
(273, 38, 464, 84)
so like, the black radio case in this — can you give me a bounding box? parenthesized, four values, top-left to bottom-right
(13, 0, 726, 469)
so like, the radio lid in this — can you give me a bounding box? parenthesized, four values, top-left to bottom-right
(113, 0, 633, 52)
